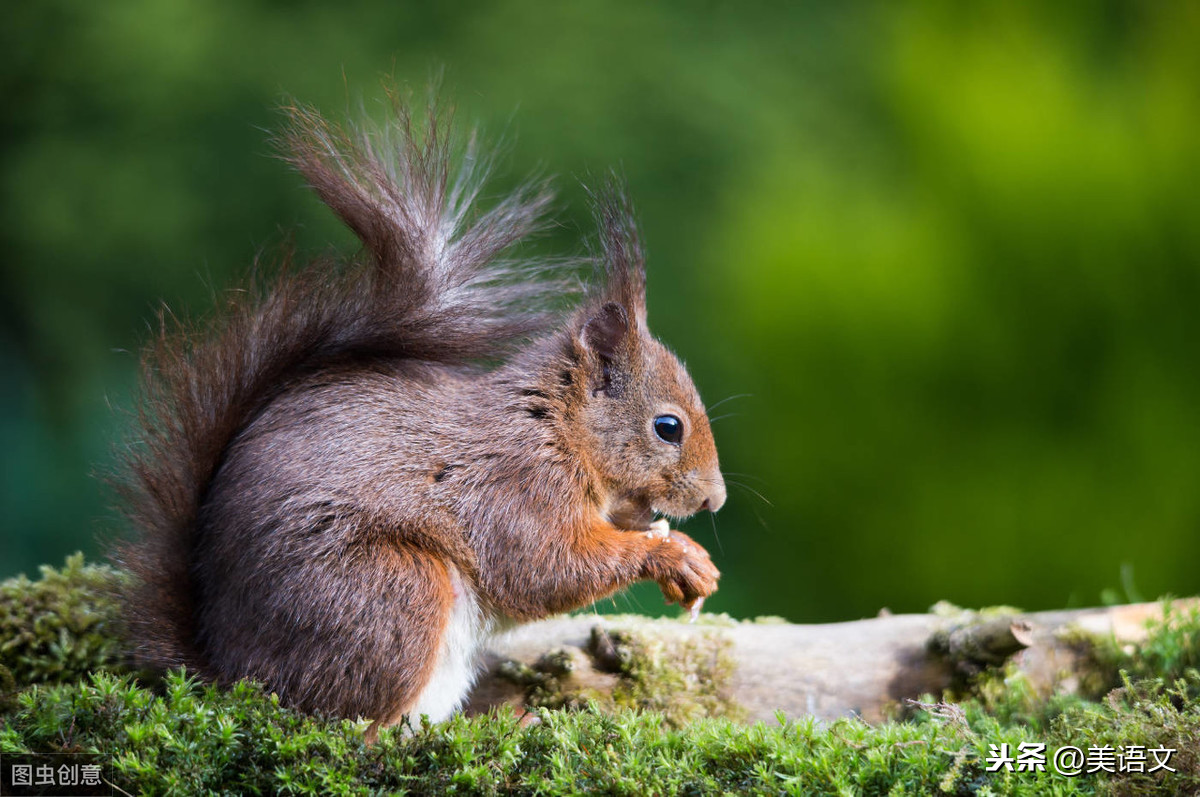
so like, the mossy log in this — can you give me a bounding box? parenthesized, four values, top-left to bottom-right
(467, 600, 1198, 724)
(2, 556, 1195, 727)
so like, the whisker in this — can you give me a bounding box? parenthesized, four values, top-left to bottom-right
(748, 502, 771, 532)
(706, 393, 753, 413)
(708, 511, 724, 557)
(721, 470, 768, 484)
(708, 412, 739, 424)
(726, 479, 773, 507)
(619, 587, 646, 614)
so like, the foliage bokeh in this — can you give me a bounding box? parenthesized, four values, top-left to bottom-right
(2, 1, 1198, 622)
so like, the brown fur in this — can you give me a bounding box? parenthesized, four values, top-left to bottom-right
(113, 97, 725, 725)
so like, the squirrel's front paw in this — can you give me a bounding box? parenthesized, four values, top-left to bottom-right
(647, 530, 720, 616)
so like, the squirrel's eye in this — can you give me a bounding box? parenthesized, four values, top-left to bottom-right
(653, 414, 683, 445)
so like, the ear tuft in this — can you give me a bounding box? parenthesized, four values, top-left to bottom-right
(588, 181, 647, 326)
(582, 302, 629, 363)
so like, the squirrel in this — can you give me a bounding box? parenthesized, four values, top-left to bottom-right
(114, 98, 726, 730)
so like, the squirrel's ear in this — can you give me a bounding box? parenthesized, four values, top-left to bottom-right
(580, 302, 633, 394)
(581, 302, 630, 363)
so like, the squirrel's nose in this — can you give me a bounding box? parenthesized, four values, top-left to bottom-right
(699, 475, 726, 513)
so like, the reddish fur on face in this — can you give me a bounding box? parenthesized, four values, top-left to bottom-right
(113, 97, 724, 727)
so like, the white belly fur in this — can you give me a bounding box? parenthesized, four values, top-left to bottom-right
(407, 565, 493, 722)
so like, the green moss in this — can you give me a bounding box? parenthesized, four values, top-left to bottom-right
(0, 554, 126, 692)
(942, 600, 1200, 731)
(0, 671, 1037, 795)
(926, 602, 1031, 689)
(747, 614, 790, 625)
(6, 668, 1195, 795)
(496, 649, 592, 712)
(495, 620, 744, 725)
(1104, 601, 1200, 698)
(591, 625, 744, 725)
(908, 601, 1200, 794)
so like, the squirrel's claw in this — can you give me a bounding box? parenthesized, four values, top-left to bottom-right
(648, 530, 719, 614)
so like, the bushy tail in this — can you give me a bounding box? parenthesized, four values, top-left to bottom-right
(113, 99, 563, 673)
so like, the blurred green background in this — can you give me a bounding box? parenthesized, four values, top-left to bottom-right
(3, 1, 1199, 623)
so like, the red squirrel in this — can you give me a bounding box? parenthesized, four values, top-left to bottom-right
(115, 98, 725, 729)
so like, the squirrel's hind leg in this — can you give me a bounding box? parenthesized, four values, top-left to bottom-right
(339, 545, 493, 730)
(198, 508, 491, 731)
(203, 537, 458, 728)
(394, 562, 492, 725)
